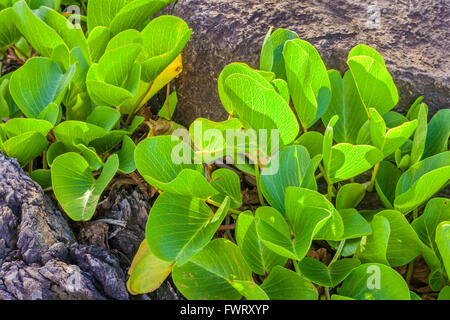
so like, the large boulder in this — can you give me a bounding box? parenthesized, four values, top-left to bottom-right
(167, 0, 449, 126)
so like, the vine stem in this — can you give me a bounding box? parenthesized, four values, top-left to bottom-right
(206, 199, 242, 215)
(367, 162, 380, 192)
(331, 239, 346, 264)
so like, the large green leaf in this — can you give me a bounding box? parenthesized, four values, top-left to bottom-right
(86, 106, 121, 131)
(394, 151, 450, 214)
(322, 70, 368, 144)
(436, 221, 450, 279)
(139, 15, 192, 83)
(410, 103, 428, 165)
(3, 131, 48, 165)
(9, 57, 75, 118)
(0, 8, 21, 47)
(423, 109, 450, 159)
(260, 145, 321, 214)
(283, 39, 331, 128)
(285, 187, 344, 241)
(355, 215, 390, 265)
(146, 194, 230, 265)
(51, 153, 119, 221)
(53, 120, 107, 149)
(295, 131, 324, 158)
(224, 72, 299, 146)
(298, 257, 361, 287)
(236, 211, 287, 275)
(338, 263, 410, 300)
(325, 143, 383, 183)
(369, 108, 418, 157)
(13, 0, 68, 59)
(336, 183, 366, 210)
(210, 168, 242, 209)
(115, 135, 136, 174)
(339, 208, 372, 240)
(412, 198, 450, 253)
(135, 136, 218, 199)
(259, 27, 298, 80)
(375, 161, 402, 209)
(347, 51, 398, 115)
(172, 238, 253, 300)
(260, 266, 318, 300)
(3, 118, 53, 138)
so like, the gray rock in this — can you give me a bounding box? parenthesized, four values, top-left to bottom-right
(0, 153, 183, 300)
(168, 0, 449, 125)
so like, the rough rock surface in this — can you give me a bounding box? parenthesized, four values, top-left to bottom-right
(167, 0, 449, 125)
(0, 153, 182, 300)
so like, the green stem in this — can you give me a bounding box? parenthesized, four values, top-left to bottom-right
(367, 162, 380, 192)
(42, 151, 48, 170)
(331, 240, 346, 264)
(324, 287, 331, 300)
(293, 260, 301, 275)
(206, 199, 242, 215)
(406, 258, 415, 285)
(254, 155, 266, 206)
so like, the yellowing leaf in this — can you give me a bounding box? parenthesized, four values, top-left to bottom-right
(127, 240, 174, 295)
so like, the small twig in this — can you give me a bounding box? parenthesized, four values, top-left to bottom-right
(218, 223, 235, 231)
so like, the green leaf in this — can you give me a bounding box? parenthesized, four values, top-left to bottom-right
(236, 211, 287, 275)
(210, 168, 242, 209)
(87, 26, 111, 63)
(394, 151, 450, 214)
(338, 263, 410, 300)
(336, 183, 366, 209)
(135, 136, 218, 199)
(53, 120, 107, 149)
(355, 215, 390, 265)
(369, 108, 418, 157)
(376, 210, 425, 266)
(271, 78, 290, 103)
(147, 194, 230, 265)
(438, 286, 450, 300)
(115, 135, 136, 174)
(3, 132, 48, 165)
(158, 89, 177, 120)
(295, 131, 323, 158)
(259, 28, 298, 80)
(260, 145, 320, 214)
(86, 106, 121, 131)
(298, 257, 361, 287)
(3, 118, 53, 138)
(127, 240, 174, 295)
(13, 0, 68, 59)
(224, 72, 299, 146)
(322, 70, 367, 144)
(412, 198, 450, 252)
(172, 238, 253, 300)
(348, 44, 386, 67)
(325, 143, 383, 183)
(285, 187, 343, 241)
(29, 169, 52, 189)
(347, 53, 398, 115)
(283, 39, 331, 128)
(436, 221, 450, 279)
(0, 8, 21, 47)
(139, 15, 192, 83)
(10, 57, 75, 118)
(260, 266, 318, 300)
(51, 153, 119, 221)
(410, 103, 428, 164)
(75, 143, 103, 171)
(339, 208, 372, 240)
(423, 109, 450, 159)
(375, 161, 402, 209)
(38, 102, 61, 126)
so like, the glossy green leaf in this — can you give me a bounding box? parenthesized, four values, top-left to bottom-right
(355, 215, 390, 265)
(210, 168, 242, 209)
(29, 169, 52, 189)
(375, 161, 402, 209)
(336, 183, 366, 210)
(87, 26, 111, 63)
(436, 221, 450, 279)
(236, 211, 287, 275)
(86, 106, 121, 131)
(38, 102, 61, 126)
(298, 257, 361, 287)
(158, 88, 177, 120)
(295, 131, 323, 158)
(3, 132, 48, 165)
(53, 120, 107, 149)
(0, 8, 21, 47)
(10, 57, 75, 118)
(347, 53, 398, 115)
(261, 266, 318, 300)
(3, 118, 53, 138)
(338, 263, 410, 300)
(438, 286, 450, 300)
(172, 238, 253, 300)
(51, 153, 119, 221)
(410, 103, 428, 164)
(394, 151, 450, 214)
(147, 194, 230, 265)
(115, 135, 136, 174)
(423, 109, 450, 159)
(339, 208, 372, 240)
(260, 145, 320, 214)
(322, 70, 367, 144)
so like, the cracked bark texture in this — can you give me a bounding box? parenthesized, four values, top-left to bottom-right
(0, 153, 182, 300)
(166, 0, 449, 125)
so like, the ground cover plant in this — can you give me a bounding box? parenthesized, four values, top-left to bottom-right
(0, 1, 449, 300)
